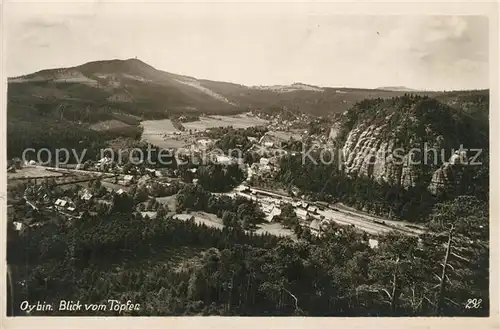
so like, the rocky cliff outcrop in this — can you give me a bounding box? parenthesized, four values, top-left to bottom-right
(341, 123, 433, 189)
(336, 95, 488, 195)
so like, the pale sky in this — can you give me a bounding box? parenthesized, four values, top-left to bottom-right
(4, 2, 490, 90)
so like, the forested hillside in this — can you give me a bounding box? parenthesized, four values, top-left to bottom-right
(8, 195, 488, 316)
(276, 92, 489, 221)
(6, 58, 437, 160)
(7, 58, 490, 317)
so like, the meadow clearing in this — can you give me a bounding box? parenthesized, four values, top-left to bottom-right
(140, 114, 269, 148)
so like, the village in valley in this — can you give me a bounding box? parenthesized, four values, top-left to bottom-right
(7, 109, 424, 252)
(5, 11, 490, 317)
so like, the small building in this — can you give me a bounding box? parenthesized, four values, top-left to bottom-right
(295, 201, 309, 210)
(236, 192, 258, 202)
(140, 211, 158, 219)
(54, 199, 68, 209)
(265, 207, 281, 222)
(55, 198, 76, 213)
(215, 155, 233, 165)
(145, 168, 156, 176)
(81, 190, 93, 201)
(308, 206, 318, 214)
(449, 150, 468, 165)
(197, 139, 213, 148)
(368, 239, 379, 249)
(261, 203, 273, 214)
(13, 221, 23, 231)
(261, 165, 272, 173)
(309, 219, 321, 232)
(234, 185, 250, 193)
(97, 156, 112, 166)
(123, 175, 134, 186)
(259, 158, 270, 166)
(295, 208, 308, 220)
(116, 189, 126, 196)
(263, 142, 274, 148)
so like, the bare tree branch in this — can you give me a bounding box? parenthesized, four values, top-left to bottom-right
(282, 287, 299, 311)
(381, 288, 392, 300)
(444, 297, 461, 307)
(424, 296, 436, 307)
(450, 251, 471, 263)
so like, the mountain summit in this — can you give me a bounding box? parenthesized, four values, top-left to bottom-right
(8, 58, 445, 119)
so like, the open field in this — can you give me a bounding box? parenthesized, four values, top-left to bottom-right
(140, 118, 189, 148)
(90, 119, 133, 132)
(140, 114, 268, 149)
(156, 195, 178, 212)
(141, 119, 178, 135)
(7, 166, 64, 180)
(142, 135, 187, 149)
(183, 114, 268, 130)
(267, 130, 303, 141)
(174, 212, 225, 229)
(174, 211, 295, 238)
(255, 222, 295, 238)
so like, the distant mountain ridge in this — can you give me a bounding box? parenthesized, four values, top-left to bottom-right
(7, 58, 489, 175)
(376, 86, 420, 92)
(9, 58, 455, 119)
(8, 58, 490, 124)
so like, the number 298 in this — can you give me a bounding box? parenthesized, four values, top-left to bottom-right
(465, 299, 482, 309)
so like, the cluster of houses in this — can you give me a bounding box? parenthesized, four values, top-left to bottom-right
(50, 186, 99, 215)
(231, 185, 327, 225)
(196, 138, 214, 150)
(53, 198, 77, 213)
(250, 157, 279, 174)
(293, 200, 320, 220)
(121, 175, 135, 186)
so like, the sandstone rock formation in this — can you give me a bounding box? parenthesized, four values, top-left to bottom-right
(336, 96, 484, 195)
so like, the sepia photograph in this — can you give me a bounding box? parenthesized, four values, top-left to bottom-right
(2, 0, 495, 323)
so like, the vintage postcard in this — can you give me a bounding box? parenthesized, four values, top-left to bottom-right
(1, 0, 497, 328)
